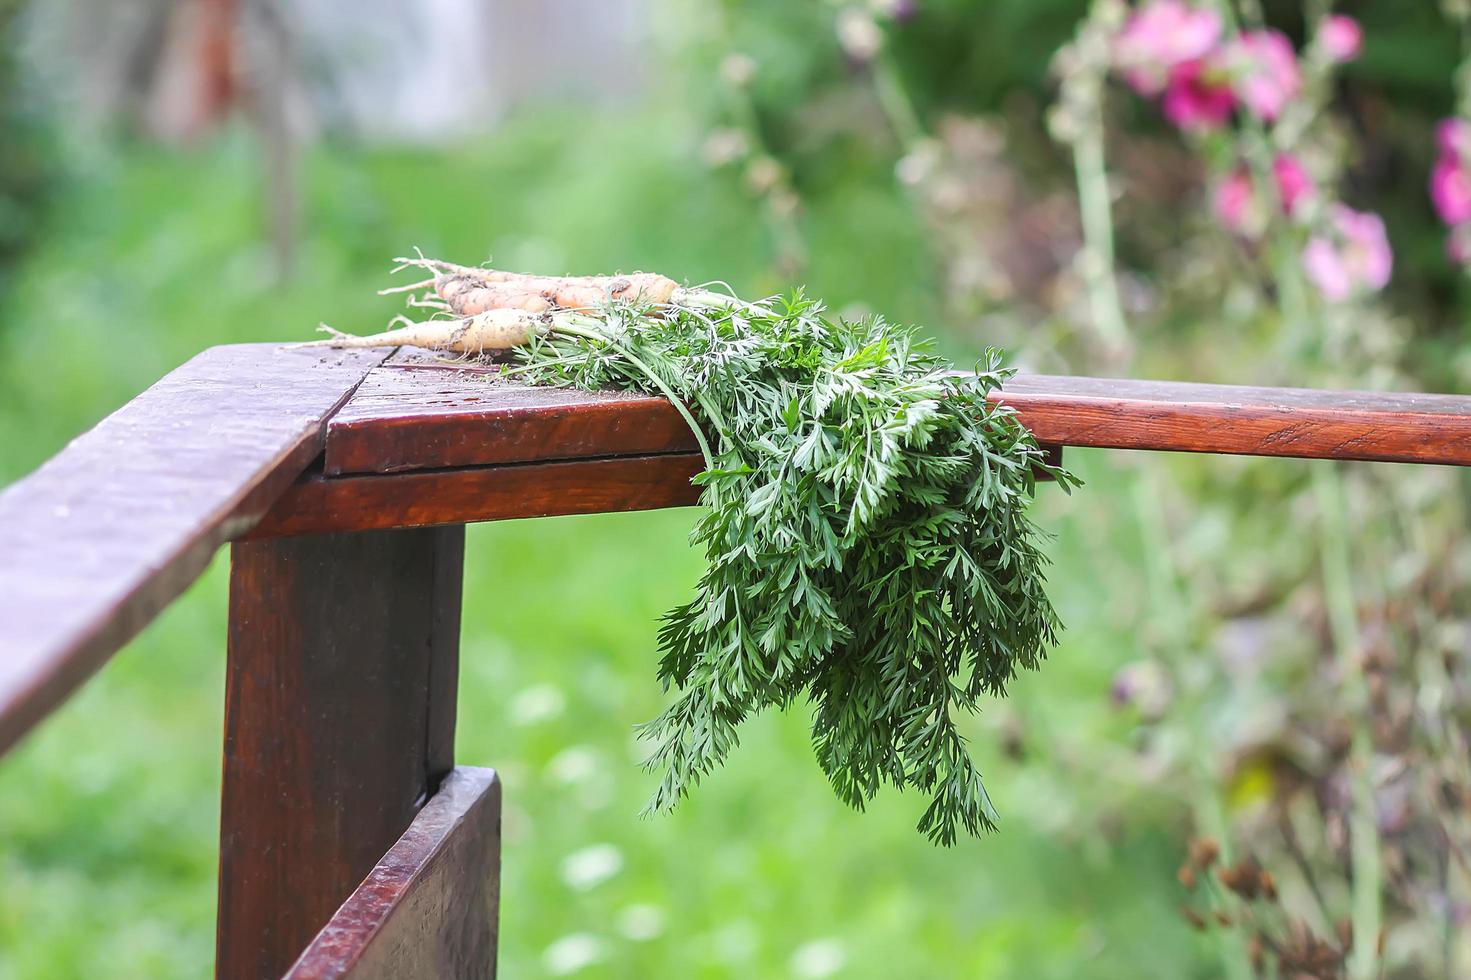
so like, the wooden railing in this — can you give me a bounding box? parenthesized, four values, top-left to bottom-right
(2, 343, 1469, 978)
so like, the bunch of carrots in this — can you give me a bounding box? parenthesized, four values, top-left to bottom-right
(309, 255, 1071, 844)
(306, 256, 771, 465)
(308, 255, 733, 356)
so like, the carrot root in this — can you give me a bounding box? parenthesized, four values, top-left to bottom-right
(436, 270, 680, 317)
(316, 256, 776, 357)
(294, 309, 548, 354)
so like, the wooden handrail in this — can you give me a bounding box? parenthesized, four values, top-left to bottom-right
(997, 373, 1471, 465)
(3, 343, 1470, 755)
(250, 350, 1471, 537)
(319, 350, 1471, 477)
(0, 344, 386, 757)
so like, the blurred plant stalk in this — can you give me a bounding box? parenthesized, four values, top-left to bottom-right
(1215, 7, 1387, 962)
(1313, 464, 1383, 980)
(697, 0, 1470, 971)
(709, 46, 806, 278)
(1133, 464, 1255, 980)
(1051, 1, 1133, 356)
(1057, 9, 1257, 976)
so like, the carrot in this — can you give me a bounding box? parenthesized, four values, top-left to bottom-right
(297, 309, 546, 354)
(437, 271, 680, 317)
(380, 256, 681, 317)
(437, 277, 557, 315)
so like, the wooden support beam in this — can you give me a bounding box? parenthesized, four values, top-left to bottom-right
(249, 453, 704, 539)
(216, 525, 465, 979)
(285, 767, 502, 980)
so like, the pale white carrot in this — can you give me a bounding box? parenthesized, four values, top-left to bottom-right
(436, 271, 680, 316)
(296, 309, 546, 354)
(381, 255, 683, 317)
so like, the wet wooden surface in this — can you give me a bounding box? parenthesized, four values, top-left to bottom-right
(217, 526, 464, 980)
(996, 374, 1471, 465)
(243, 356, 1471, 538)
(312, 359, 1471, 479)
(284, 767, 501, 980)
(325, 349, 697, 476)
(0, 344, 386, 757)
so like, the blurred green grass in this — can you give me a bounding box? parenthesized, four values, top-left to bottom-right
(0, 112, 1213, 978)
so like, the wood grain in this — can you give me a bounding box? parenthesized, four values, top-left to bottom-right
(217, 526, 464, 980)
(995, 374, 1471, 465)
(324, 356, 698, 476)
(0, 344, 387, 758)
(285, 767, 501, 980)
(249, 453, 705, 538)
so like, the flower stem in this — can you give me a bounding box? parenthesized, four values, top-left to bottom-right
(1132, 466, 1253, 980)
(1313, 464, 1382, 980)
(1073, 116, 1132, 349)
(873, 48, 926, 151)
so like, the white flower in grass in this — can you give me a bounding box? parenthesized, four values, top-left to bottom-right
(790, 938, 847, 979)
(509, 684, 565, 725)
(712, 919, 758, 963)
(561, 843, 623, 891)
(616, 903, 666, 941)
(547, 746, 599, 786)
(542, 933, 605, 975)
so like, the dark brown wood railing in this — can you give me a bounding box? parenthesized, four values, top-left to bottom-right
(1, 342, 1468, 978)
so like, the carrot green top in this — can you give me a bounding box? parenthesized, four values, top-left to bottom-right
(508, 288, 1074, 844)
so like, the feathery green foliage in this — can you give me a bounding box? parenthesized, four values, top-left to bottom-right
(512, 292, 1076, 843)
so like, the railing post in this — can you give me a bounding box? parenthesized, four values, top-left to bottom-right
(215, 525, 465, 979)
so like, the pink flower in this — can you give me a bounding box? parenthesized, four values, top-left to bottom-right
(1317, 15, 1362, 63)
(1432, 119, 1471, 226)
(1162, 57, 1236, 131)
(1303, 205, 1393, 302)
(1114, 0, 1223, 95)
(883, 0, 920, 23)
(1231, 29, 1302, 121)
(1438, 118, 1471, 156)
(1431, 158, 1471, 226)
(1272, 153, 1314, 215)
(1213, 154, 1315, 234)
(1214, 168, 1256, 231)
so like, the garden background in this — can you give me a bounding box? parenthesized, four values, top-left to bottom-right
(1, 1, 1469, 977)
